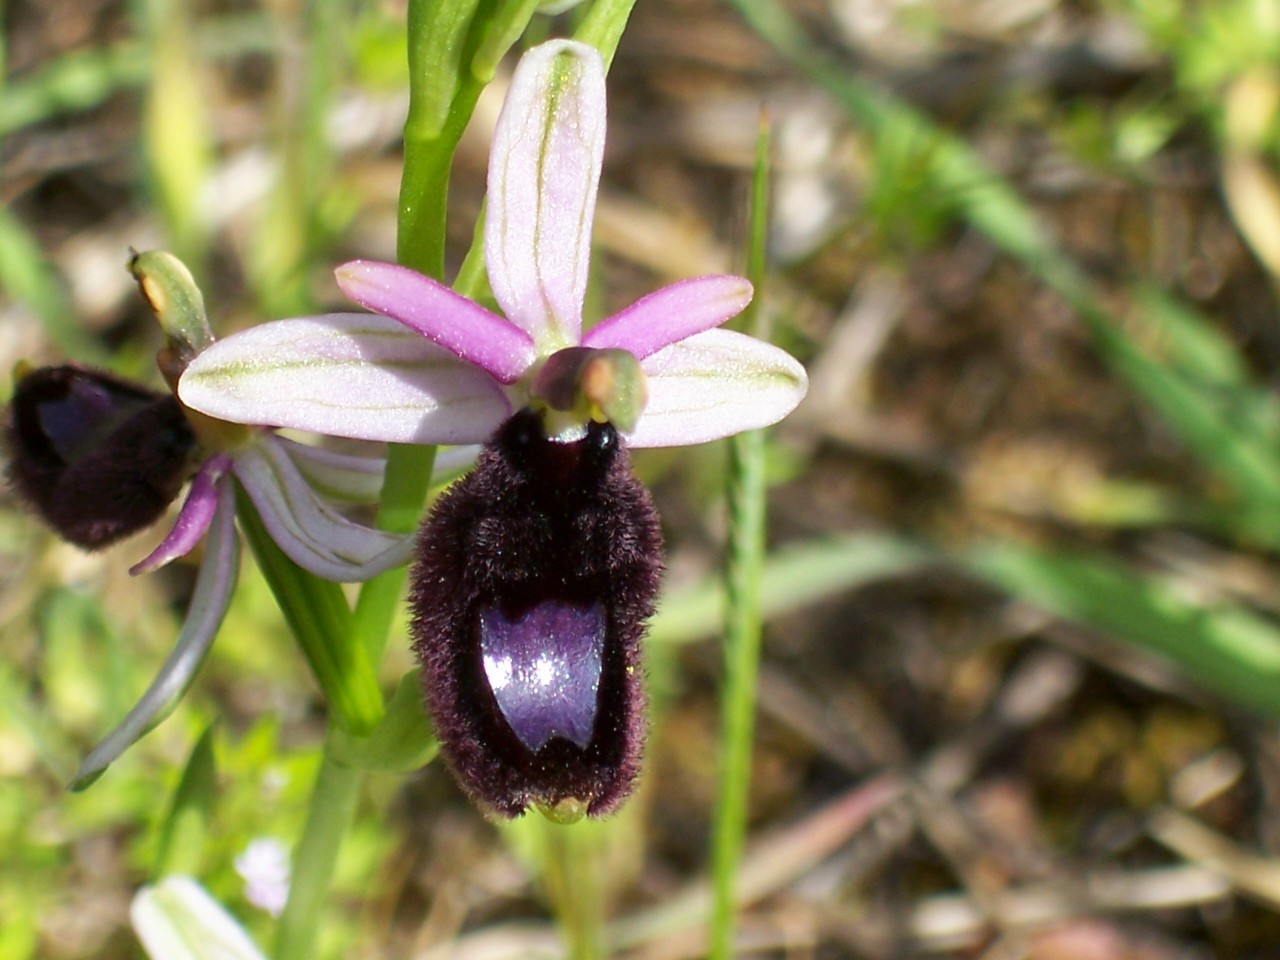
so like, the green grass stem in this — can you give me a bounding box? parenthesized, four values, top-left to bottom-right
(708, 116, 772, 959)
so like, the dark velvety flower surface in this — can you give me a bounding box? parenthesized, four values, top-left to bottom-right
(410, 408, 663, 818)
(5, 365, 198, 549)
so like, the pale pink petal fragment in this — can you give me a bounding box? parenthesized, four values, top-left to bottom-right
(72, 481, 239, 789)
(336, 260, 535, 383)
(626, 329, 809, 447)
(130, 455, 233, 575)
(234, 438, 415, 582)
(582, 275, 754, 359)
(132, 877, 268, 960)
(179, 314, 510, 445)
(486, 39, 605, 347)
(278, 438, 385, 504)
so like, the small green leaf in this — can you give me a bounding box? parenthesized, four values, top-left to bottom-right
(963, 542, 1280, 721)
(155, 725, 218, 877)
(328, 670, 439, 773)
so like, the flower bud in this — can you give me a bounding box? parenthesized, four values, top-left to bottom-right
(409, 408, 662, 818)
(130, 250, 214, 378)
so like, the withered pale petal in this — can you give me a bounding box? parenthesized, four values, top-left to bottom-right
(178, 314, 511, 445)
(278, 438, 386, 504)
(485, 39, 605, 348)
(132, 876, 267, 960)
(72, 481, 239, 790)
(233, 438, 414, 582)
(627, 329, 809, 448)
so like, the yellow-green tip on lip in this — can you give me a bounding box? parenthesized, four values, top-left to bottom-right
(536, 797, 589, 824)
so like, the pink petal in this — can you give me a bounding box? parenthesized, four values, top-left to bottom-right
(485, 40, 606, 347)
(179, 313, 511, 445)
(336, 260, 535, 384)
(130, 455, 232, 575)
(582, 275, 754, 359)
(627, 329, 809, 447)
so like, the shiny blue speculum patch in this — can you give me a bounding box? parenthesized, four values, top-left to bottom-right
(480, 599, 606, 752)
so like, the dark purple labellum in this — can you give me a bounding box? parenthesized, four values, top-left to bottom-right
(5, 365, 198, 549)
(410, 408, 663, 818)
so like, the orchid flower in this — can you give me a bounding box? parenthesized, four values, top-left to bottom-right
(4, 252, 420, 788)
(177, 39, 807, 819)
(177, 40, 806, 452)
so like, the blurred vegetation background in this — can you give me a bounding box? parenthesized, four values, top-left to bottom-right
(6, 0, 1280, 957)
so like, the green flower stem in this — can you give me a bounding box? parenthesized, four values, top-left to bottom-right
(400, 0, 493, 282)
(472, 0, 541, 82)
(234, 485, 383, 736)
(709, 117, 772, 960)
(273, 733, 363, 960)
(351, 443, 438, 665)
(398, 71, 487, 279)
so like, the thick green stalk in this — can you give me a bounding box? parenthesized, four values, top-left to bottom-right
(272, 4, 497, 956)
(235, 486, 383, 736)
(709, 117, 772, 959)
(398, 69, 487, 278)
(272, 735, 363, 960)
(351, 443, 437, 664)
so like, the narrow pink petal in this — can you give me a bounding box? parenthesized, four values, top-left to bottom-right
(130, 455, 232, 575)
(179, 314, 511, 445)
(581, 275, 754, 359)
(486, 40, 605, 347)
(627, 329, 809, 447)
(71, 481, 239, 789)
(336, 260, 535, 383)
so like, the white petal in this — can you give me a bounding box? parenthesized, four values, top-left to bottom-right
(277, 438, 386, 504)
(179, 314, 510, 444)
(72, 482, 239, 789)
(432, 444, 482, 482)
(234, 438, 415, 582)
(627, 329, 809, 447)
(485, 40, 605, 347)
(132, 876, 268, 960)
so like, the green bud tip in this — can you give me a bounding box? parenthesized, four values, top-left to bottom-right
(129, 250, 214, 366)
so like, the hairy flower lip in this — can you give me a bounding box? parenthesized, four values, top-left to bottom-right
(410, 410, 660, 817)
